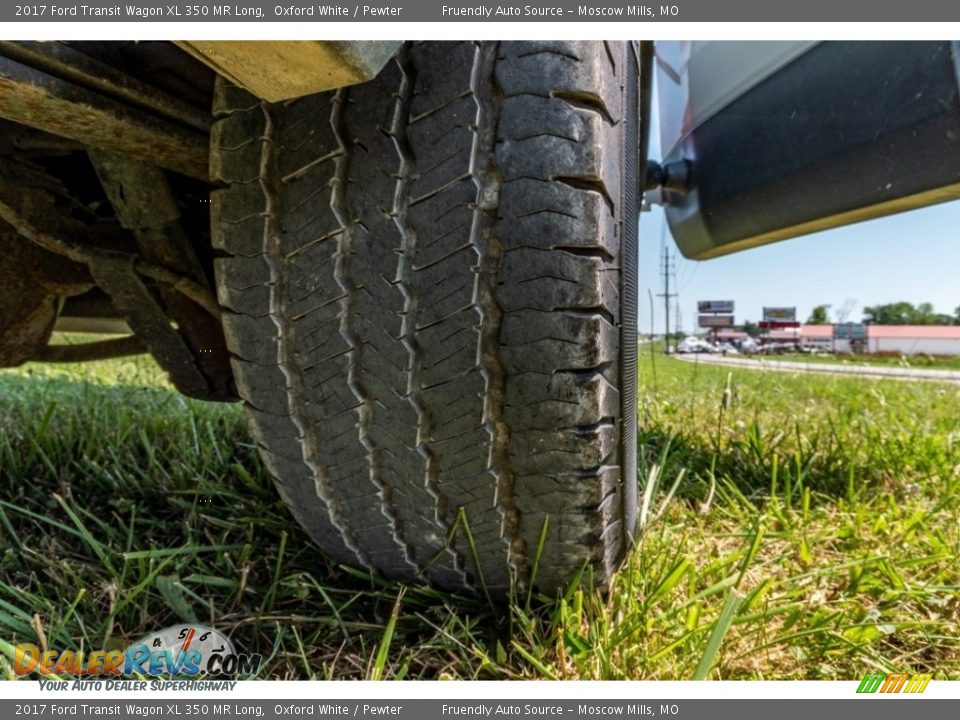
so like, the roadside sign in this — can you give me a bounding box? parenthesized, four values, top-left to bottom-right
(759, 321, 800, 329)
(763, 306, 797, 322)
(699, 314, 735, 327)
(698, 300, 734, 314)
(835, 322, 867, 340)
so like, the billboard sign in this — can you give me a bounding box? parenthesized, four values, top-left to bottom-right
(698, 300, 734, 314)
(759, 321, 800, 329)
(699, 314, 735, 328)
(763, 306, 797, 322)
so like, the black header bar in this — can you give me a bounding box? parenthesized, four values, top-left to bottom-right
(5, 0, 960, 22)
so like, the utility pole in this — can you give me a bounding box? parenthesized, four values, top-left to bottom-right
(656, 243, 678, 353)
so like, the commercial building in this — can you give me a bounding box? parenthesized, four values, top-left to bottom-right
(865, 325, 960, 355)
(801, 325, 833, 349)
(757, 324, 960, 355)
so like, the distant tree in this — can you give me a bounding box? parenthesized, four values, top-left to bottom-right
(955, 305, 960, 325)
(741, 320, 761, 338)
(807, 304, 830, 324)
(864, 301, 915, 325)
(863, 301, 952, 325)
(836, 298, 857, 324)
(915, 302, 937, 324)
(914, 303, 952, 326)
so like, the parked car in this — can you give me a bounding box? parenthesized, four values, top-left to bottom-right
(677, 337, 719, 354)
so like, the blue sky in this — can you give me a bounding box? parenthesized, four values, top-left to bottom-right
(637, 200, 960, 334)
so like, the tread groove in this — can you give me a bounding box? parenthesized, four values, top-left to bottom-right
(551, 175, 614, 213)
(391, 47, 473, 587)
(471, 40, 528, 588)
(258, 102, 372, 572)
(328, 86, 423, 578)
(549, 89, 615, 125)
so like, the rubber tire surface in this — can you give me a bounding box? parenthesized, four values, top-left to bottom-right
(211, 41, 639, 595)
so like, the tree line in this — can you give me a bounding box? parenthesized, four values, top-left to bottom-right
(806, 302, 960, 325)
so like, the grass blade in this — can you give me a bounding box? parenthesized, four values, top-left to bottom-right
(368, 587, 405, 681)
(693, 589, 742, 680)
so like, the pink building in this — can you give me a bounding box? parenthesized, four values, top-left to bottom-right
(759, 325, 960, 355)
(801, 325, 833, 347)
(865, 325, 960, 355)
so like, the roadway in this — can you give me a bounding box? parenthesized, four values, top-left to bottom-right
(673, 353, 960, 384)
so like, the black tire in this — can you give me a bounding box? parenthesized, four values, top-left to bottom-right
(210, 41, 639, 596)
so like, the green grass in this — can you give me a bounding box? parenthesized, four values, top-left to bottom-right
(1, 339, 959, 680)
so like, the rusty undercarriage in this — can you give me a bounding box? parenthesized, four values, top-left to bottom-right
(0, 40, 398, 401)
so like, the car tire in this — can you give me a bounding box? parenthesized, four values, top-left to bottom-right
(210, 40, 640, 595)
